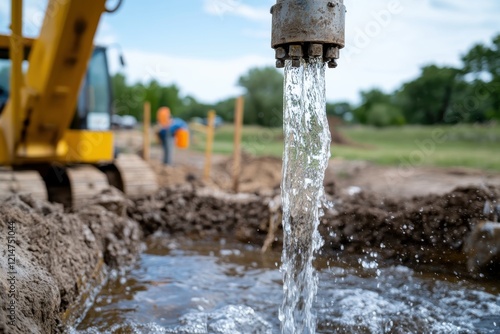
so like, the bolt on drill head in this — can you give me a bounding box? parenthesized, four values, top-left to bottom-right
(271, 0, 346, 68)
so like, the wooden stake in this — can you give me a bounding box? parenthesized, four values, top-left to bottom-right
(142, 101, 151, 162)
(203, 110, 216, 181)
(233, 96, 244, 192)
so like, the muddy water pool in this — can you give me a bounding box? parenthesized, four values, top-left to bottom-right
(74, 238, 500, 333)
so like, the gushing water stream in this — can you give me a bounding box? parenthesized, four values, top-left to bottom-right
(279, 57, 331, 334)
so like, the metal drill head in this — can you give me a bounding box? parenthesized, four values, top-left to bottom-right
(271, 0, 346, 69)
(328, 59, 338, 68)
(289, 45, 303, 58)
(291, 59, 301, 67)
(275, 47, 287, 60)
(326, 46, 340, 59)
(308, 44, 323, 57)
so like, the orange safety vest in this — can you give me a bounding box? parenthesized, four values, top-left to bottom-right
(157, 107, 171, 127)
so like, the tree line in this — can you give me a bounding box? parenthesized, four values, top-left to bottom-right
(112, 33, 500, 127)
(349, 33, 500, 127)
(111, 66, 284, 127)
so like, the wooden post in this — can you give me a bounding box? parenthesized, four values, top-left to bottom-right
(203, 110, 216, 181)
(10, 0, 23, 137)
(232, 96, 244, 192)
(142, 101, 151, 162)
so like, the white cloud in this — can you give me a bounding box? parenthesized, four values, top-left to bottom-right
(0, 2, 8, 31)
(324, 0, 500, 103)
(118, 0, 500, 105)
(95, 19, 118, 46)
(2, 0, 498, 106)
(203, 0, 270, 22)
(0, 0, 47, 36)
(116, 49, 273, 103)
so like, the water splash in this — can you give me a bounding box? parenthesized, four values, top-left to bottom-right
(279, 57, 331, 334)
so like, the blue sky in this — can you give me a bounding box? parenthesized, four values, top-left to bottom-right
(1, 0, 500, 104)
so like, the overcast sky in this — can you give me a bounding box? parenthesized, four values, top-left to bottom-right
(1, 0, 499, 104)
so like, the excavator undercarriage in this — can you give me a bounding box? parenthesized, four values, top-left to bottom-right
(0, 154, 158, 207)
(0, 0, 158, 207)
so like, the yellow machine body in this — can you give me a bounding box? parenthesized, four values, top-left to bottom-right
(0, 0, 111, 166)
(0, 0, 158, 205)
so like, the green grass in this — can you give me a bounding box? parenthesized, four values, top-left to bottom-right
(190, 123, 500, 171)
(191, 125, 284, 156)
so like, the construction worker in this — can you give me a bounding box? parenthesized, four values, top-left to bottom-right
(156, 106, 173, 165)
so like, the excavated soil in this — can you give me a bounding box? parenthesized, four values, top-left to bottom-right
(1, 146, 500, 332)
(128, 182, 499, 275)
(0, 190, 142, 334)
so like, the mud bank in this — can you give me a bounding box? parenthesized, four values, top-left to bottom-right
(131, 184, 500, 277)
(1, 183, 499, 333)
(321, 185, 500, 276)
(0, 191, 142, 334)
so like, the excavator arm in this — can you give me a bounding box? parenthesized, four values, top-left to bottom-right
(0, 0, 345, 206)
(0, 0, 157, 206)
(0, 0, 108, 163)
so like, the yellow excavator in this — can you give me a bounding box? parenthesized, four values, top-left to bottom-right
(0, 0, 345, 207)
(0, 0, 157, 207)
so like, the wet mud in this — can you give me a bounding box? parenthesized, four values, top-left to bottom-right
(321, 185, 500, 275)
(0, 175, 499, 332)
(130, 183, 500, 277)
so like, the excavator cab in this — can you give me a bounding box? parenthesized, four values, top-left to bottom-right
(0, 0, 157, 207)
(71, 47, 113, 132)
(0, 42, 112, 132)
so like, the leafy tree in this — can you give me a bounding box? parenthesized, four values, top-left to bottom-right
(353, 89, 405, 126)
(214, 97, 237, 122)
(238, 67, 283, 127)
(445, 80, 492, 123)
(397, 65, 460, 124)
(158, 84, 184, 117)
(366, 103, 405, 127)
(111, 74, 186, 122)
(326, 101, 354, 122)
(461, 33, 500, 120)
(181, 95, 213, 119)
(111, 73, 146, 120)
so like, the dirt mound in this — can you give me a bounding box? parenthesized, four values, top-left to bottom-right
(127, 180, 499, 276)
(143, 155, 276, 192)
(129, 185, 276, 244)
(212, 154, 282, 194)
(1, 160, 499, 333)
(321, 185, 500, 275)
(151, 161, 201, 188)
(0, 190, 142, 334)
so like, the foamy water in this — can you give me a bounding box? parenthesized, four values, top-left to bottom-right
(73, 241, 500, 333)
(279, 57, 331, 334)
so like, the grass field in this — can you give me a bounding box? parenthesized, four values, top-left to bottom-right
(190, 123, 500, 171)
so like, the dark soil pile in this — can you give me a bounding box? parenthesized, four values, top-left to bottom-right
(321, 186, 499, 274)
(211, 155, 282, 194)
(0, 190, 142, 334)
(1, 180, 498, 333)
(129, 184, 499, 276)
(129, 185, 274, 244)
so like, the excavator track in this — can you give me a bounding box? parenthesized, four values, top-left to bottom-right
(66, 166, 110, 209)
(0, 169, 48, 201)
(112, 154, 158, 198)
(0, 154, 158, 207)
